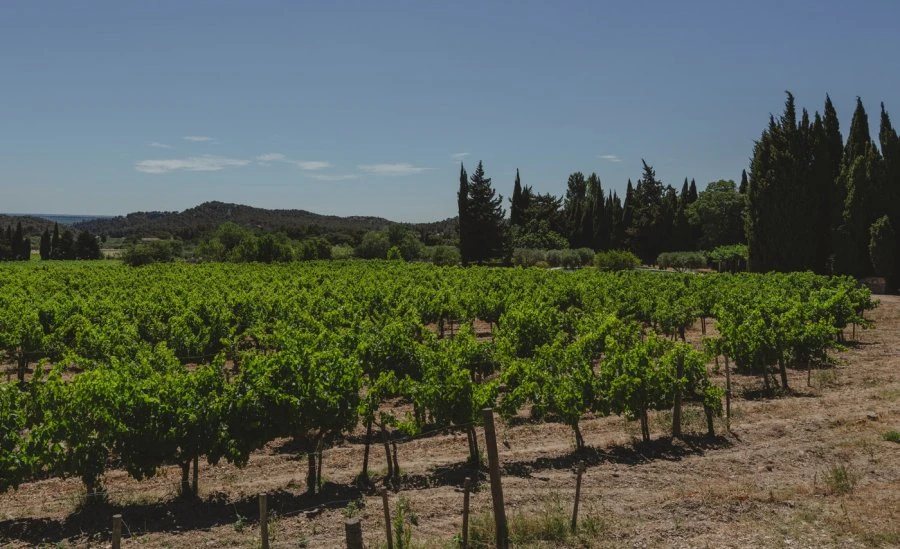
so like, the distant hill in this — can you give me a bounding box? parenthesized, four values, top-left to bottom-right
(0, 215, 60, 235)
(72, 201, 457, 243)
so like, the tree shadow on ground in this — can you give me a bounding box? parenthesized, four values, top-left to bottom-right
(398, 460, 487, 492)
(502, 434, 732, 479)
(0, 482, 361, 547)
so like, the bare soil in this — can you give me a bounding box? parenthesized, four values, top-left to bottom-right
(2, 298, 899, 548)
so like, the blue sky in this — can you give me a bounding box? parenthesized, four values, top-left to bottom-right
(2, 1, 900, 222)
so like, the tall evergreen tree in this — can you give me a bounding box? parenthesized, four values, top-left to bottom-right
(807, 103, 842, 273)
(620, 179, 634, 249)
(823, 95, 845, 234)
(39, 228, 51, 260)
(659, 185, 678, 253)
(75, 231, 102, 260)
(606, 191, 623, 249)
(58, 230, 76, 260)
(563, 172, 588, 247)
(12, 223, 25, 260)
(879, 103, 900, 285)
(461, 161, 507, 264)
(834, 99, 885, 276)
(457, 163, 470, 264)
(50, 223, 61, 259)
(586, 173, 608, 250)
(627, 160, 667, 263)
(510, 169, 525, 227)
(739, 170, 749, 194)
(747, 92, 824, 272)
(673, 178, 692, 250)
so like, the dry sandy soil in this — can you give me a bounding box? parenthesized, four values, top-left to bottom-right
(1, 297, 898, 548)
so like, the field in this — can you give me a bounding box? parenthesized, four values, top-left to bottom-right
(0, 262, 897, 548)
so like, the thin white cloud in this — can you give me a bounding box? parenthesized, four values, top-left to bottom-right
(183, 135, 215, 142)
(450, 152, 470, 160)
(358, 163, 431, 176)
(599, 154, 621, 162)
(135, 155, 250, 174)
(255, 153, 330, 170)
(307, 173, 360, 181)
(148, 141, 173, 149)
(291, 160, 330, 170)
(256, 153, 286, 162)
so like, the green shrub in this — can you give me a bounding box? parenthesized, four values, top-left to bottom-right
(512, 248, 546, 267)
(428, 245, 460, 266)
(297, 237, 332, 260)
(331, 244, 354, 260)
(708, 244, 748, 272)
(657, 251, 707, 271)
(122, 239, 183, 266)
(546, 249, 563, 267)
(387, 246, 403, 261)
(575, 247, 595, 266)
(355, 231, 390, 259)
(594, 249, 640, 271)
(558, 249, 581, 269)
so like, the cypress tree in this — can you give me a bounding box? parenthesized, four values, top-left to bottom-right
(845, 97, 871, 160)
(50, 223, 60, 259)
(510, 169, 525, 227)
(463, 161, 507, 264)
(739, 170, 749, 194)
(563, 172, 588, 247)
(747, 92, 825, 272)
(587, 173, 608, 250)
(674, 179, 692, 250)
(457, 163, 470, 264)
(806, 103, 842, 273)
(823, 95, 845, 233)
(75, 231, 102, 260)
(18, 238, 31, 261)
(879, 103, 900, 284)
(620, 179, 634, 249)
(12, 223, 24, 260)
(39, 228, 51, 260)
(606, 191, 623, 249)
(627, 160, 666, 263)
(835, 99, 884, 276)
(58, 230, 75, 260)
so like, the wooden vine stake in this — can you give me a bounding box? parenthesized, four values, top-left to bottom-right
(571, 462, 585, 533)
(724, 355, 732, 432)
(112, 514, 122, 549)
(381, 488, 394, 549)
(259, 493, 269, 549)
(481, 408, 508, 549)
(461, 477, 472, 548)
(672, 353, 684, 438)
(345, 517, 364, 549)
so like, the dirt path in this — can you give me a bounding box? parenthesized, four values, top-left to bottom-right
(2, 298, 898, 548)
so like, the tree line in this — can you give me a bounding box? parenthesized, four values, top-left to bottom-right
(457, 92, 900, 286)
(1, 222, 103, 261)
(457, 160, 746, 266)
(748, 93, 900, 285)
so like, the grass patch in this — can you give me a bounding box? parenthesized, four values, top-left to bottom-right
(813, 369, 839, 389)
(823, 463, 856, 495)
(881, 431, 900, 443)
(466, 495, 614, 548)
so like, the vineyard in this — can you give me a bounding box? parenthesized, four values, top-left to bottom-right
(0, 261, 895, 547)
